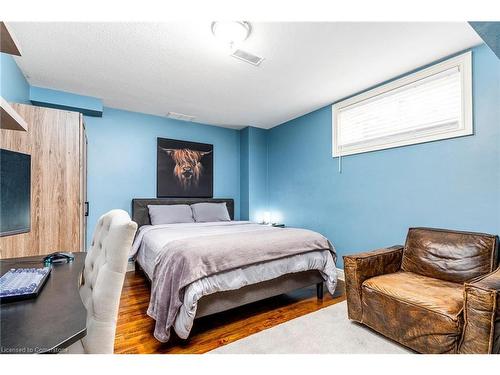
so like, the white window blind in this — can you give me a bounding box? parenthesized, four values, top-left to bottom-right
(332, 51, 472, 157)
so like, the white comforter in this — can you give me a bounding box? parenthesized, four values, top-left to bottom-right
(131, 221, 337, 339)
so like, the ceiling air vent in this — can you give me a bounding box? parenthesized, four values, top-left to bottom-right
(231, 49, 264, 66)
(166, 111, 196, 122)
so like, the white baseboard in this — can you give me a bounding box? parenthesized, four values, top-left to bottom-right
(127, 260, 136, 272)
(336, 267, 345, 281)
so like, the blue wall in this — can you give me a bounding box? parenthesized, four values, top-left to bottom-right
(84, 108, 241, 242)
(3, 43, 499, 265)
(239, 126, 269, 221)
(268, 44, 500, 267)
(240, 127, 250, 219)
(248, 127, 269, 222)
(0, 53, 29, 103)
(1, 54, 241, 245)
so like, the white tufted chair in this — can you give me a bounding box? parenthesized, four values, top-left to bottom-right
(65, 209, 137, 354)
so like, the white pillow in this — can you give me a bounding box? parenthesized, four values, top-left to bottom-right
(191, 202, 231, 222)
(147, 204, 194, 225)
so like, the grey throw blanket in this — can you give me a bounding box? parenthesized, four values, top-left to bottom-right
(147, 227, 334, 342)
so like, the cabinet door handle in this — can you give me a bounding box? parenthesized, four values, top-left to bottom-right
(84, 202, 89, 217)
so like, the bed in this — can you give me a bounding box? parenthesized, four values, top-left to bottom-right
(130, 198, 337, 342)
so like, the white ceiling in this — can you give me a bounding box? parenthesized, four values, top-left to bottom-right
(9, 22, 482, 129)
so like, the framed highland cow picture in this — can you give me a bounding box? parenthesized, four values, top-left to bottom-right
(157, 137, 213, 198)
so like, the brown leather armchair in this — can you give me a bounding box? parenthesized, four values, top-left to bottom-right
(343, 227, 499, 354)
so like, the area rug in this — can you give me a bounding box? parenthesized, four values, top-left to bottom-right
(209, 301, 412, 354)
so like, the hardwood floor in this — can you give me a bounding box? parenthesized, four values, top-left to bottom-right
(114, 271, 346, 354)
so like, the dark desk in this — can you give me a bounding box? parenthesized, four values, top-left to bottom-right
(0, 253, 87, 354)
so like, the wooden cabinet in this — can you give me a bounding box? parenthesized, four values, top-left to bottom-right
(0, 104, 87, 258)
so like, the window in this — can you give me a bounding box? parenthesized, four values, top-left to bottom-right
(332, 51, 472, 157)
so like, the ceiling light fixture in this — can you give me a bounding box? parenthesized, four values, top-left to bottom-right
(211, 21, 251, 48)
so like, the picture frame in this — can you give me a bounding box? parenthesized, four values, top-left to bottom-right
(156, 137, 213, 198)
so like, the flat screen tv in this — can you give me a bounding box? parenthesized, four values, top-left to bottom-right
(0, 149, 31, 236)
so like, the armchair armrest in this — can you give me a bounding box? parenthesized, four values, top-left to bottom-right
(343, 245, 404, 322)
(459, 267, 500, 354)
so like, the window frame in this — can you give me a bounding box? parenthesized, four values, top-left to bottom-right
(332, 51, 473, 157)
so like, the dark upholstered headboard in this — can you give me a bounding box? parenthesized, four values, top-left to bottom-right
(132, 198, 234, 228)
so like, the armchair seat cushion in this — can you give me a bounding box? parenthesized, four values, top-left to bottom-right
(363, 271, 463, 317)
(361, 271, 464, 353)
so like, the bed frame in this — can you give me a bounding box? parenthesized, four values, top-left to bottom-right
(131, 198, 324, 319)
